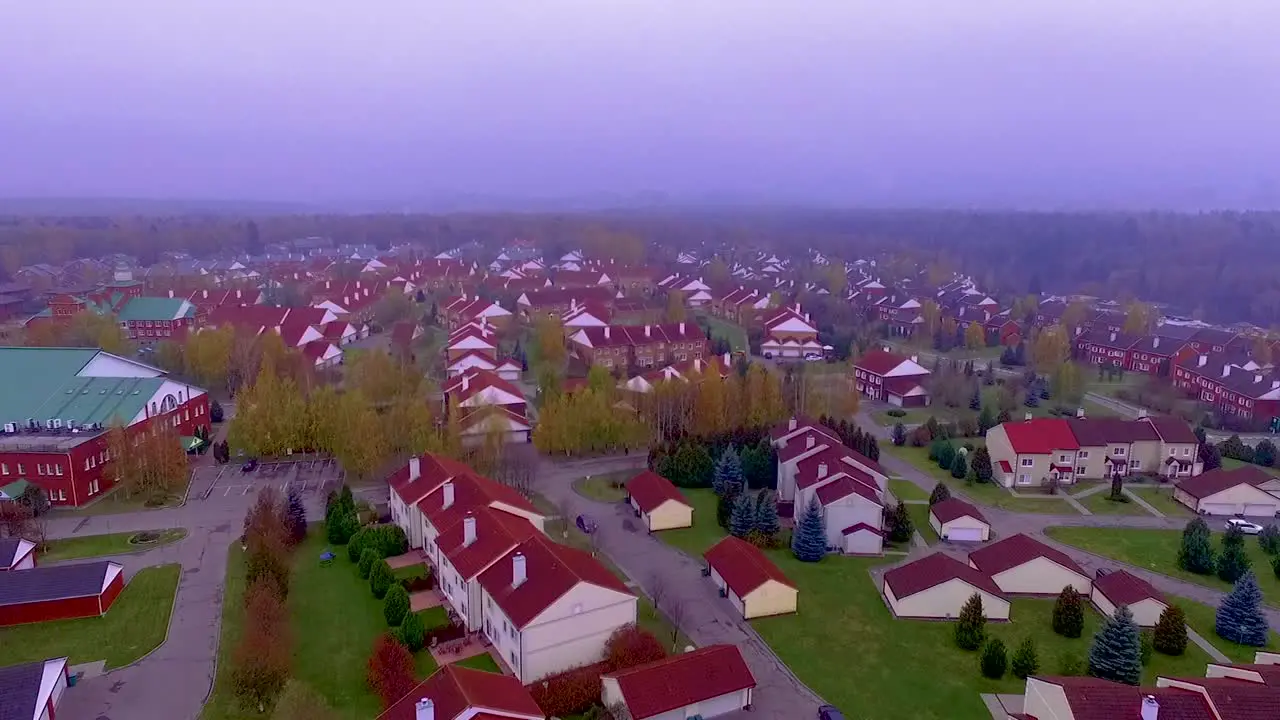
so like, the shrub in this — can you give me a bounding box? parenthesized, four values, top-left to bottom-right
(955, 593, 987, 650)
(325, 510, 358, 545)
(908, 427, 930, 447)
(1053, 586, 1085, 638)
(528, 663, 606, 718)
(1259, 525, 1280, 555)
(886, 408, 906, 418)
(211, 400, 225, 423)
(383, 584, 410, 627)
(367, 635, 416, 709)
(950, 453, 968, 480)
(366, 524, 409, 558)
(1011, 638, 1039, 679)
(1139, 630, 1154, 666)
(347, 528, 370, 563)
(604, 625, 666, 672)
(369, 560, 395, 599)
(1056, 653, 1084, 676)
(929, 482, 951, 506)
(399, 610, 426, 651)
(980, 638, 1008, 679)
(1153, 606, 1188, 656)
(358, 548, 379, 579)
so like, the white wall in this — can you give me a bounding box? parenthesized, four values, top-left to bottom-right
(521, 583, 637, 682)
(821, 494, 880, 549)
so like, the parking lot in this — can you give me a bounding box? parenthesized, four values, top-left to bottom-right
(191, 456, 343, 503)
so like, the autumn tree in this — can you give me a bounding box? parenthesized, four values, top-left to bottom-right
(920, 300, 942, 341)
(1123, 301, 1155, 335)
(104, 420, 189, 500)
(184, 324, 235, 389)
(532, 314, 568, 373)
(232, 581, 292, 711)
(665, 291, 687, 323)
(964, 322, 986, 350)
(1031, 327, 1070, 374)
(366, 634, 416, 709)
(1060, 301, 1090, 337)
(332, 389, 389, 482)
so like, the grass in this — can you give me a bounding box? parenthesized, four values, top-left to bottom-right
(1085, 371, 1146, 399)
(200, 545, 248, 720)
(888, 478, 929, 502)
(696, 312, 748, 354)
(872, 395, 1120, 427)
(1174, 595, 1280, 662)
(751, 553, 1210, 720)
(1127, 486, 1194, 517)
(1077, 491, 1152, 516)
(40, 528, 187, 562)
(638, 597, 693, 652)
(0, 564, 180, 669)
(906, 503, 938, 544)
(1222, 457, 1280, 477)
(573, 471, 630, 503)
(453, 652, 502, 673)
(883, 444, 1078, 514)
(655, 489, 724, 557)
(1044, 526, 1280, 607)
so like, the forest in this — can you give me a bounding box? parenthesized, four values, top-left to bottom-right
(3, 208, 1279, 326)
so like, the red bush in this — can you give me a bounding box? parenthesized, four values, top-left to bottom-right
(367, 634, 417, 709)
(231, 582, 291, 709)
(604, 624, 665, 672)
(528, 663, 606, 717)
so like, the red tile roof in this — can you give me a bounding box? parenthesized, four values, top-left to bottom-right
(928, 498, 988, 525)
(1001, 418, 1080, 454)
(1033, 676, 1214, 720)
(625, 471, 691, 514)
(967, 533, 1085, 578)
(602, 644, 756, 720)
(883, 552, 1005, 600)
(435, 506, 540, 580)
(854, 348, 914, 377)
(776, 431, 835, 463)
(1175, 466, 1273, 500)
(415, 470, 541, 530)
(770, 416, 828, 441)
(998, 460, 1013, 474)
(841, 522, 883, 536)
(1147, 416, 1199, 444)
(375, 664, 542, 720)
(703, 536, 796, 597)
(477, 534, 633, 629)
(1093, 569, 1164, 607)
(814, 475, 880, 506)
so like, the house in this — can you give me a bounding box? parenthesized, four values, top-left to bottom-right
(601, 644, 757, 720)
(1172, 353, 1280, 424)
(928, 498, 991, 542)
(1173, 465, 1280, 517)
(1091, 569, 1168, 627)
(759, 306, 822, 359)
(375, 664, 543, 720)
(624, 470, 694, 531)
(0, 657, 70, 720)
(1074, 329, 1140, 368)
(703, 536, 798, 619)
(0, 560, 124, 626)
(0, 538, 37, 572)
(568, 323, 707, 370)
(116, 296, 200, 343)
(853, 349, 932, 407)
(457, 405, 532, 446)
(445, 321, 499, 364)
(967, 534, 1091, 596)
(443, 369, 527, 417)
(881, 553, 1011, 621)
(792, 447, 884, 553)
(477, 534, 637, 683)
(771, 417, 888, 514)
(1016, 673, 1277, 720)
(517, 287, 614, 319)
(442, 295, 513, 330)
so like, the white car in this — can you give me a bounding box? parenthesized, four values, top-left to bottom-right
(1226, 518, 1264, 535)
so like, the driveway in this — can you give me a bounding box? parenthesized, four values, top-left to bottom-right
(533, 455, 825, 720)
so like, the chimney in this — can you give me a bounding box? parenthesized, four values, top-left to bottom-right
(1256, 374, 1264, 383)
(679, 322, 685, 334)
(202, 289, 208, 299)
(1141, 695, 1159, 720)
(817, 463, 828, 479)
(462, 374, 470, 392)
(1152, 337, 1160, 349)
(1024, 412, 1034, 421)
(604, 326, 611, 340)
(1223, 366, 1231, 378)
(910, 355, 918, 363)
(415, 697, 435, 720)
(806, 435, 816, 449)
(442, 481, 455, 509)
(512, 553, 527, 588)
(326, 280, 331, 289)
(788, 417, 797, 431)
(463, 514, 477, 547)
(168, 289, 174, 298)
(1076, 407, 1085, 418)
(1138, 408, 1148, 419)
(1273, 380, 1280, 389)
(409, 456, 421, 480)
(1198, 354, 1208, 367)
(645, 324, 651, 338)
(1110, 331, 1117, 342)
(236, 289, 242, 299)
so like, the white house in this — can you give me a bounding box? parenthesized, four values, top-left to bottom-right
(1091, 570, 1168, 627)
(967, 533, 1092, 596)
(0, 537, 37, 571)
(1174, 466, 1280, 517)
(601, 645, 757, 720)
(882, 553, 1011, 621)
(927, 498, 991, 542)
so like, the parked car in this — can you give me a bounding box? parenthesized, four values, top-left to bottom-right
(241, 458, 259, 473)
(804, 353, 823, 362)
(1226, 518, 1264, 535)
(818, 705, 845, 720)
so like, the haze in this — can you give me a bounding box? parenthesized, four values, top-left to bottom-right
(2, 0, 1278, 210)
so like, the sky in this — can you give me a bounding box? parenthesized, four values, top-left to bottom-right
(1, 1, 1279, 210)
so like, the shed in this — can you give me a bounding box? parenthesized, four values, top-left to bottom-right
(625, 470, 694, 531)
(703, 536, 798, 619)
(841, 522, 884, 555)
(0, 538, 37, 572)
(882, 552, 1011, 621)
(928, 498, 991, 542)
(0, 561, 124, 626)
(601, 644, 757, 720)
(1091, 569, 1168, 627)
(1174, 466, 1280, 517)
(967, 533, 1091, 596)
(0, 657, 69, 720)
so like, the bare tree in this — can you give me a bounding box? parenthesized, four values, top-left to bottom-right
(661, 596, 689, 652)
(0, 500, 34, 539)
(646, 572, 668, 615)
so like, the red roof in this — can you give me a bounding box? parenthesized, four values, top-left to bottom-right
(434, 506, 540, 580)
(883, 552, 1005, 600)
(841, 522, 883, 536)
(415, 470, 541, 530)
(998, 460, 1013, 474)
(1032, 676, 1215, 720)
(776, 431, 835, 463)
(814, 475, 881, 506)
(703, 536, 796, 597)
(1092, 569, 1164, 607)
(477, 535, 632, 629)
(1000, 418, 1080, 454)
(375, 664, 542, 720)
(389, 454, 474, 505)
(602, 644, 756, 720)
(929, 497, 988, 526)
(625, 471, 691, 514)
(967, 533, 1085, 578)
(1175, 466, 1273, 500)
(444, 369, 525, 407)
(855, 348, 917, 377)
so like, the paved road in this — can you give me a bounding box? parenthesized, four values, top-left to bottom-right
(532, 455, 825, 720)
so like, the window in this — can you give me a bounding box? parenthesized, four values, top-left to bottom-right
(1078, 450, 1089, 460)
(1058, 454, 1070, 463)
(1113, 446, 1126, 456)
(510, 650, 518, 667)
(1018, 474, 1032, 485)
(1182, 447, 1191, 456)
(1020, 458, 1034, 467)
(1077, 466, 1087, 476)
(16, 463, 23, 474)
(1131, 460, 1141, 470)
(55, 464, 62, 476)
(85, 458, 91, 471)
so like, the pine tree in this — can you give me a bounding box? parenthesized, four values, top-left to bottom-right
(791, 497, 827, 562)
(712, 446, 744, 497)
(950, 452, 968, 480)
(867, 436, 880, 461)
(1217, 526, 1252, 583)
(1088, 605, 1142, 686)
(1216, 572, 1270, 647)
(1152, 606, 1188, 656)
(971, 446, 994, 483)
(1053, 586, 1085, 638)
(1260, 524, 1280, 555)
(955, 593, 987, 650)
(285, 488, 307, 547)
(936, 442, 956, 471)
(1200, 442, 1222, 471)
(1178, 517, 1217, 575)
(929, 482, 951, 506)
(892, 422, 907, 447)
(969, 386, 981, 411)
(977, 406, 996, 436)
(754, 491, 781, 540)
(980, 638, 1008, 679)
(886, 501, 914, 544)
(1011, 637, 1039, 679)
(729, 493, 756, 538)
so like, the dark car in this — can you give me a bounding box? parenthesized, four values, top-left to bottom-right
(241, 458, 259, 473)
(818, 705, 845, 720)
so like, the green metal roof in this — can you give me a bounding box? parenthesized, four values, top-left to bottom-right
(116, 297, 192, 322)
(0, 479, 31, 499)
(0, 347, 160, 427)
(32, 376, 163, 427)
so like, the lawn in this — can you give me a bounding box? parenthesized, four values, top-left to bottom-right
(1175, 595, 1280, 663)
(906, 503, 938, 544)
(751, 553, 1211, 720)
(696, 313, 748, 354)
(0, 564, 180, 669)
(573, 471, 630, 503)
(1222, 457, 1280, 477)
(1127, 486, 1194, 517)
(883, 444, 1079, 515)
(888, 478, 929, 502)
(40, 528, 187, 562)
(1077, 491, 1151, 517)
(873, 395, 1120, 427)
(1085, 371, 1146, 399)
(200, 545, 249, 720)
(1044, 527, 1280, 607)
(453, 652, 502, 673)
(655, 489, 723, 557)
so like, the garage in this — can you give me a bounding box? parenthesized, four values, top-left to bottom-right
(1244, 504, 1277, 518)
(1201, 503, 1236, 515)
(929, 498, 991, 543)
(0, 560, 124, 626)
(947, 527, 986, 542)
(1176, 467, 1280, 516)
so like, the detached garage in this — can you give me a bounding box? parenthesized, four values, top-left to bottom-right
(1174, 466, 1280, 517)
(0, 560, 124, 626)
(928, 498, 991, 542)
(0, 538, 37, 572)
(968, 533, 1091, 596)
(1092, 569, 1168, 627)
(882, 552, 1011, 621)
(704, 536, 798, 619)
(601, 644, 757, 720)
(625, 470, 694, 532)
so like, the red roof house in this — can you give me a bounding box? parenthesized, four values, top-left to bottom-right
(0, 561, 124, 626)
(1091, 569, 1168, 626)
(703, 536, 798, 619)
(624, 471, 694, 532)
(853, 349, 932, 407)
(967, 533, 1091, 596)
(375, 664, 543, 720)
(882, 553, 1011, 620)
(602, 644, 757, 720)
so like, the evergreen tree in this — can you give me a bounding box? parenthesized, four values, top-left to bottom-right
(867, 436, 880, 462)
(980, 638, 1008, 679)
(285, 488, 307, 546)
(955, 593, 987, 650)
(791, 497, 827, 562)
(970, 446, 994, 483)
(929, 482, 952, 506)
(1053, 586, 1085, 638)
(1216, 572, 1270, 647)
(716, 490, 739, 530)
(969, 386, 982, 411)
(1255, 439, 1277, 467)
(1200, 442, 1222, 471)
(886, 501, 914, 544)
(1152, 606, 1188, 656)
(925, 416, 941, 440)
(936, 442, 956, 471)
(977, 406, 996, 435)
(1140, 631, 1154, 666)
(729, 493, 756, 538)
(1259, 524, 1280, 555)
(950, 452, 968, 480)
(892, 422, 907, 447)
(1178, 517, 1217, 575)
(1217, 526, 1252, 583)
(1088, 605, 1142, 686)
(712, 445, 744, 497)
(1011, 637, 1039, 679)
(754, 491, 781, 540)
(997, 409, 1012, 424)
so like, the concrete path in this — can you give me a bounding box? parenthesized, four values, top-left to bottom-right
(1187, 627, 1230, 663)
(1063, 494, 1092, 516)
(1122, 487, 1166, 518)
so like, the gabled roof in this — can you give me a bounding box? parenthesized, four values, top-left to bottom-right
(0, 658, 67, 720)
(703, 536, 796, 597)
(625, 471, 692, 514)
(1000, 418, 1080, 454)
(603, 644, 756, 720)
(1146, 416, 1199, 444)
(414, 467, 542, 530)
(855, 349, 930, 378)
(0, 561, 121, 606)
(928, 497, 988, 526)
(434, 506, 539, 580)
(1065, 418, 1160, 446)
(477, 534, 632, 629)
(814, 475, 881, 506)
(443, 369, 525, 407)
(1175, 466, 1274, 500)
(1092, 569, 1164, 607)
(883, 552, 1005, 600)
(375, 664, 543, 720)
(968, 533, 1086, 578)
(0, 538, 36, 571)
(1030, 676, 1214, 720)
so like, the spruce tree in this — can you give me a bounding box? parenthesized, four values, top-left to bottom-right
(1216, 572, 1270, 647)
(867, 436, 880, 462)
(936, 442, 956, 471)
(1200, 442, 1222, 471)
(791, 497, 827, 562)
(1053, 586, 1085, 638)
(1088, 605, 1142, 686)
(886, 501, 914, 544)
(969, 386, 981, 411)
(1011, 637, 1039, 679)
(1258, 524, 1280, 555)
(712, 446, 744, 497)
(892, 422, 907, 447)
(1178, 517, 1217, 575)
(955, 592, 987, 650)
(1217, 526, 1252, 583)
(1152, 606, 1187, 656)
(929, 482, 951, 506)
(977, 406, 996, 436)
(950, 452, 968, 480)
(980, 638, 1008, 679)
(754, 491, 781, 541)
(729, 493, 756, 538)
(970, 446, 994, 483)
(285, 488, 307, 546)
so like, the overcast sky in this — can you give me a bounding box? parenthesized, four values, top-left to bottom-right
(1, 1, 1278, 209)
